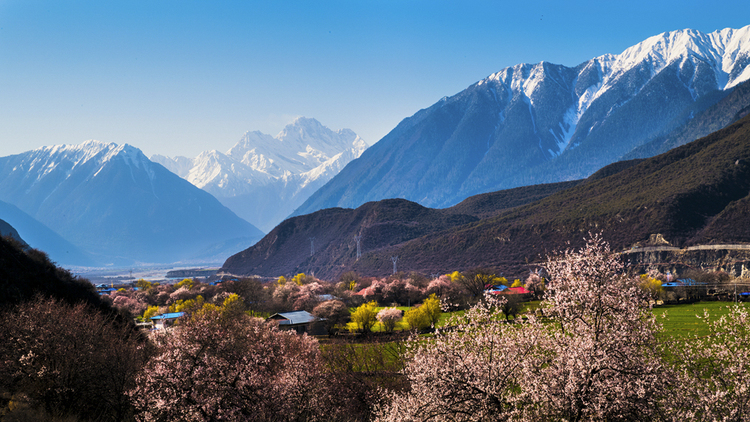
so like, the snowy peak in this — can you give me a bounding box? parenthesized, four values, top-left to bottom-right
(472, 25, 750, 159)
(153, 118, 368, 231)
(0, 141, 263, 265)
(226, 117, 367, 177)
(606, 25, 750, 90)
(276, 117, 360, 154)
(11, 140, 156, 188)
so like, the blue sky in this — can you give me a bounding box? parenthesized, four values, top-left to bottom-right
(0, 0, 748, 158)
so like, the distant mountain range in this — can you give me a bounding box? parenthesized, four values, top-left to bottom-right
(0, 200, 96, 265)
(0, 141, 263, 266)
(152, 117, 367, 232)
(293, 25, 750, 217)
(221, 112, 750, 280)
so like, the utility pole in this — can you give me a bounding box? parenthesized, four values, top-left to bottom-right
(391, 256, 398, 275)
(354, 235, 362, 260)
(309, 237, 315, 256)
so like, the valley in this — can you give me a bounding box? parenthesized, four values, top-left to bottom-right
(3, 18, 750, 422)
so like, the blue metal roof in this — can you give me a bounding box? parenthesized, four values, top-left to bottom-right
(151, 312, 186, 320)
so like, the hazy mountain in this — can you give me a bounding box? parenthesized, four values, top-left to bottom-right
(0, 199, 97, 266)
(222, 113, 750, 280)
(0, 218, 27, 247)
(293, 25, 750, 217)
(0, 141, 263, 266)
(152, 117, 368, 232)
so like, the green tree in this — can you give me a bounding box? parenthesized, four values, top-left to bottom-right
(422, 294, 442, 326)
(135, 278, 153, 290)
(291, 273, 311, 286)
(143, 305, 160, 321)
(351, 301, 378, 333)
(639, 274, 663, 301)
(220, 293, 246, 317)
(168, 295, 205, 313)
(404, 306, 430, 331)
(459, 268, 500, 299)
(175, 278, 195, 290)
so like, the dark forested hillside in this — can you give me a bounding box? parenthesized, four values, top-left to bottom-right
(221, 199, 479, 277)
(0, 235, 118, 314)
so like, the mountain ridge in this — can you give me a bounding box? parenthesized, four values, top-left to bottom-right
(0, 140, 263, 266)
(293, 25, 750, 217)
(221, 113, 750, 280)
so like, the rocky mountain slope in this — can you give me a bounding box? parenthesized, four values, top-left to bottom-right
(293, 25, 750, 217)
(222, 113, 750, 280)
(152, 117, 367, 232)
(0, 141, 263, 266)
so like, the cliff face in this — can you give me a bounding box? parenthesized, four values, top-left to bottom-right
(622, 245, 750, 277)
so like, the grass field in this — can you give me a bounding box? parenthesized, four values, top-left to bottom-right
(653, 301, 748, 339)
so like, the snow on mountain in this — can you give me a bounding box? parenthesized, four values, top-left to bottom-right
(0, 140, 264, 265)
(153, 117, 367, 232)
(479, 25, 750, 157)
(293, 25, 750, 216)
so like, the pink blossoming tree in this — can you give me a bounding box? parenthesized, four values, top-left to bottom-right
(129, 306, 327, 422)
(376, 234, 670, 421)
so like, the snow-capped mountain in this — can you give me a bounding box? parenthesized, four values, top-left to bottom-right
(293, 25, 750, 216)
(0, 140, 264, 265)
(153, 117, 367, 232)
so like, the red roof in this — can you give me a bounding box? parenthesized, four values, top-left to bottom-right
(506, 286, 531, 294)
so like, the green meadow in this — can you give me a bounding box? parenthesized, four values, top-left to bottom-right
(653, 301, 748, 339)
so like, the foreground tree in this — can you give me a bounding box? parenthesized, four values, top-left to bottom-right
(520, 234, 668, 421)
(376, 234, 670, 422)
(129, 306, 327, 422)
(376, 295, 538, 421)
